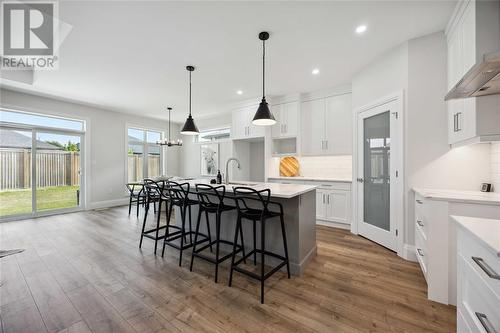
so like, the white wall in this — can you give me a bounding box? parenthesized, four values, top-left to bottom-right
(0, 88, 178, 209)
(351, 32, 493, 250)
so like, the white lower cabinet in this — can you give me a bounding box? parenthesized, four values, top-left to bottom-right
(269, 178, 351, 228)
(413, 189, 500, 305)
(457, 226, 500, 333)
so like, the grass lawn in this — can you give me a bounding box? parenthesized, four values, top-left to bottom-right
(0, 186, 79, 217)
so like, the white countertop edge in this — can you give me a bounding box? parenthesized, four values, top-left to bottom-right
(184, 179, 317, 199)
(452, 215, 500, 257)
(268, 176, 353, 183)
(413, 187, 500, 206)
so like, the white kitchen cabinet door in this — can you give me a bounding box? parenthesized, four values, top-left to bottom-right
(461, 2, 476, 75)
(325, 94, 352, 155)
(232, 109, 247, 139)
(271, 105, 283, 138)
(316, 189, 327, 220)
(301, 99, 325, 156)
(326, 190, 349, 224)
(282, 102, 299, 137)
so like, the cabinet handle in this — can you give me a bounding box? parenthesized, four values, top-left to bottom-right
(416, 199, 423, 204)
(453, 113, 457, 132)
(472, 257, 500, 280)
(284, 124, 287, 133)
(325, 140, 328, 150)
(327, 195, 330, 204)
(416, 220, 424, 227)
(475, 312, 497, 333)
(322, 194, 325, 204)
(417, 248, 424, 257)
(456, 112, 462, 132)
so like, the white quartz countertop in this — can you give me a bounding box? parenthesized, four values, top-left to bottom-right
(452, 215, 500, 257)
(268, 176, 352, 183)
(413, 188, 500, 206)
(185, 179, 317, 199)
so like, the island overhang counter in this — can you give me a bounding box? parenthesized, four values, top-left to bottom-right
(171, 179, 318, 276)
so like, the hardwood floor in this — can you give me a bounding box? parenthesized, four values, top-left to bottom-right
(0, 206, 456, 333)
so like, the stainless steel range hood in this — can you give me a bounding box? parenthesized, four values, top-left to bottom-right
(445, 51, 500, 101)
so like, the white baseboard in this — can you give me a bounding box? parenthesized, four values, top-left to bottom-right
(87, 198, 129, 210)
(316, 220, 351, 230)
(402, 244, 417, 262)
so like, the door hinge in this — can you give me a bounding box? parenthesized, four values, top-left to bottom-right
(395, 229, 398, 236)
(392, 111, 398, 119)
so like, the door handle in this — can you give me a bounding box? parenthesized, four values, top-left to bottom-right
(356, 178, 364, 183)
(417, 248, 424, 257)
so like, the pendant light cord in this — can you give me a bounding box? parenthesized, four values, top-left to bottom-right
(189, 70, 192, 116)
(262, 39, 265, 99)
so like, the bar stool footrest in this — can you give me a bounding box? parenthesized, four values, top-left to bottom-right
(193, 240, 243, 264)
(232, 249, 288, 281)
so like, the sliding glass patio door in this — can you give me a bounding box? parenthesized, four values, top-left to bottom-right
(35, 131, 83, 213)
(0, 126, 84, 220)
(0, 128, 33, 218)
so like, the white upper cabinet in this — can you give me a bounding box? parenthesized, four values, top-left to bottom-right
(301, 93, 352, 156)
(231, 106, 265, 139)
(325, 94, 352, 155)
(271, 102, 299, 138)
(301, 98, 325, 155)
(446, 0, 500, 146)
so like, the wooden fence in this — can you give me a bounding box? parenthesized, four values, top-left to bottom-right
(0, 149, 161, 190)
(0, 148, 80, 190)
(127, 154, 161, 182)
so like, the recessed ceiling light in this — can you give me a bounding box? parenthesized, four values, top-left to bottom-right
(236, 90, 243, 95)
(355, 25, 367, 34)
(312, 68, 320, 75)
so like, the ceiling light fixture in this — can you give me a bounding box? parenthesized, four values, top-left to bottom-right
(252, 31, 276, 126)
(355, 25, 367, 34)
(180, 65, 199, 135)
(237, 90, 243, 95)
(312, 68, 320, 75)
(157, 107, 182, 146)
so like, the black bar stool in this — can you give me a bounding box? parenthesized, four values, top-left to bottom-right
(190, 184, 246, 283)
(126, 182, 147, 217)
(139, 179, 168, 254)
(161, 181, 211, 266)
(229, 187, 291, 304)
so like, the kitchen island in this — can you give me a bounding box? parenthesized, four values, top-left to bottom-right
(172, 179, 318, 276)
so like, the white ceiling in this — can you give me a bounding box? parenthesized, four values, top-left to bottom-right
(1, 1, 456, 123)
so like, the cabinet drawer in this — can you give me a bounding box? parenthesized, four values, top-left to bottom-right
(458, 228, 500, 298)
(458, 254, 500, 333)
(415, 228, 428, 280)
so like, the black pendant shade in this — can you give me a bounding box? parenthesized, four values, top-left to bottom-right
(180, 114, 199, 135)
(181, 65, 199, 135)
(252, 97, 275, 126)
(252, 31, 276, 126)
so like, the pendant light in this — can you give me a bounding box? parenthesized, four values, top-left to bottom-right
(252, 31, 276, 126)
(181, 65, 200, 135)
(157, 107, 182, 146)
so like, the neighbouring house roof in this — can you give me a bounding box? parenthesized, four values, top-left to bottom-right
(0, 129, 62, 150)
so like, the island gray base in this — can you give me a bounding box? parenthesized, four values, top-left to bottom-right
(173, 190, 317, 276)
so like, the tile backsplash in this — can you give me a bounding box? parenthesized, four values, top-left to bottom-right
(492, 143, 500, 191)
(269, 155, 352, 179)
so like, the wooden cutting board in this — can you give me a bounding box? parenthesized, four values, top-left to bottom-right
(279, 156, 299, 177)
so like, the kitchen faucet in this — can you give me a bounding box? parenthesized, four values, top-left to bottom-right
(225, 157, 241, 185)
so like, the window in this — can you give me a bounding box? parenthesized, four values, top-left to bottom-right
(195, 127, 231, 143)
(0, 109, 84, 131)
(127, 127, 163, 182)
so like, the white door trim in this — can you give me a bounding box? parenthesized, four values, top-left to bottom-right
(351, 91, 405, 257)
